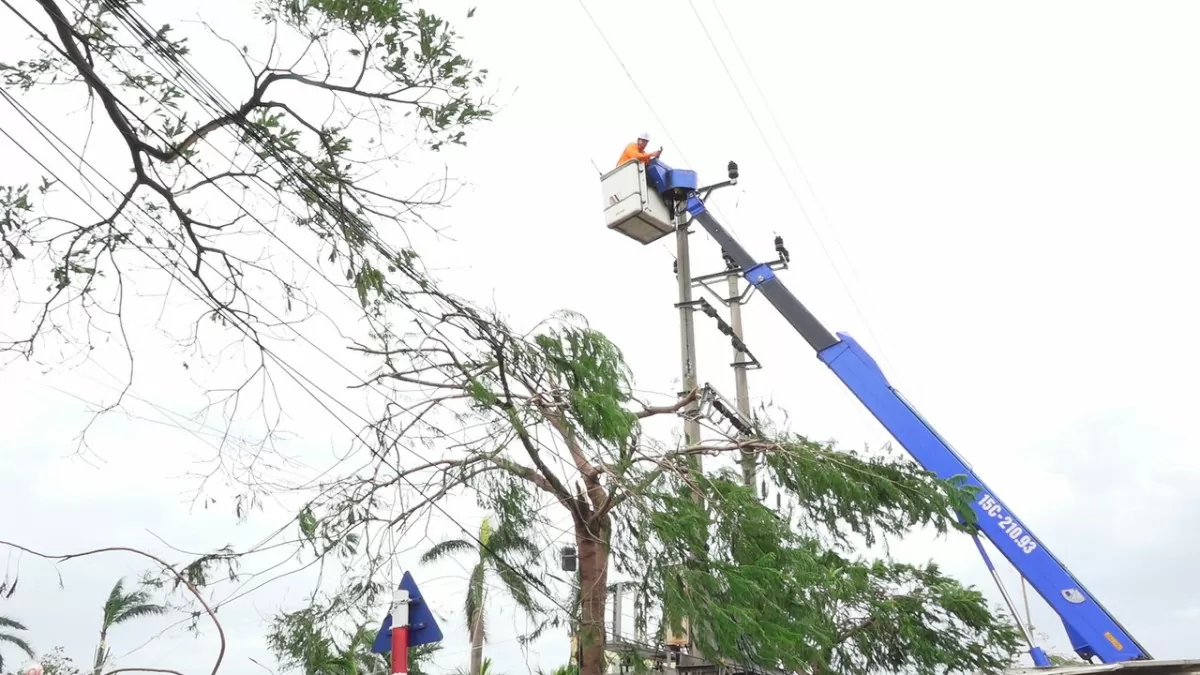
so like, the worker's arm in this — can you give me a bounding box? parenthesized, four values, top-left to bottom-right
(633, 147, 663, 164)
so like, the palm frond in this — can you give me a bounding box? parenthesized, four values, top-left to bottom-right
(0, 632, 35, 658)
(0, 617, 28, 631)
(493, 562, 541, 617)
(102, 578, 128, 625)
(486, 520, 538, 559)
(419, 538, 476, 564)
(113, 603, 168, 624)
(480, 656, 505, 675)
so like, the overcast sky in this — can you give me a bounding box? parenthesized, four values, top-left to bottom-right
(2, 0, 1200, 673)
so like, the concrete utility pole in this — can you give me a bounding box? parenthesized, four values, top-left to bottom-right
(688, 237, 792, 491)
(726, 269, 755, 488)
(669, 201, 702, 656)
(675, 208, 702, 452)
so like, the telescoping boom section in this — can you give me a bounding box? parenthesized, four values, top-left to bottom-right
(624, 158, 1151, 665)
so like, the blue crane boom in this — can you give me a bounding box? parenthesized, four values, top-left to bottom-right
(630, 158, 1150, 665)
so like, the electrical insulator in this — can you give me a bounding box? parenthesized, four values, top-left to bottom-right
(774, 235, 790, 262)
(727, 160, 739, 180)
(672, 259, 678, 275)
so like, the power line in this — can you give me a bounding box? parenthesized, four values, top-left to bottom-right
(703, 3, 900, 372)
(572, 0, 746, 254)
(0, 85, 576, 619)
(572, 0, 691, 169)
(684, 0, 899, 374)
(13, 0, 541, 469)
(0, 0, 671, 618)
(46, 1, 622, 615)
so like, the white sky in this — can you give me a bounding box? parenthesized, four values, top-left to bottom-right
(2, 0, 1200, 673)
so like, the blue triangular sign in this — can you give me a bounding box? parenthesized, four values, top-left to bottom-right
(371, 571, 444, 654)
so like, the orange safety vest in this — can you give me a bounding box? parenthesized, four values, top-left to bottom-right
(617, 142, 653, 167)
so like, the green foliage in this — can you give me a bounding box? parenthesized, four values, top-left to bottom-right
(0, 0, 494, 367)
(267, 604, 444, 675)
(761, 430, 979, 547)
(99, 578, 168, 631)
(37, 647, 81, 675)
(532, 325, 637, 445)
(620, 459, 1021, 675)
(535, 665, 577, 675)
(451, 656, 505, 675)
(418, 513, 543, 675)
(270, 0, 492, 149)
(347, 306, 1024, 675)
(419, 514, 544, 640)
(94, 578, 168, 675)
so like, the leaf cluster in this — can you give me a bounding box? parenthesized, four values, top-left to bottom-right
(267, 602, 444, 675)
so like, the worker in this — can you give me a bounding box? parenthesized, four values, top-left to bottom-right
(617, 132, 662, 167)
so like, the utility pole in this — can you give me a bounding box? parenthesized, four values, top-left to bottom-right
(666, 162, 790, 672)
(726, 265, 754, 488)
(689, 236, 792, 491)
(675, 207, 702, 453)
(668, 201, 702, 658)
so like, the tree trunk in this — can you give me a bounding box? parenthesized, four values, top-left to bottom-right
(468, 605, 485, 675)
(576, 514, 610, 675)
(93, 634, 108, 675)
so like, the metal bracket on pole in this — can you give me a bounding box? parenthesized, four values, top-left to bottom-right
(695, 161, 740, 202)
(696, 383, 754, 437)
(674, 297, 762, 370)
(692, 256, 788, 300)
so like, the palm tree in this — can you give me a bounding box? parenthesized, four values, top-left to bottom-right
(92, 578, 167, 675)
(420, 517, 540, 675)
(0, 615, 35, 673)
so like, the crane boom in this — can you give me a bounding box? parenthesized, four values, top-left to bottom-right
(634, 160, 1150, 664)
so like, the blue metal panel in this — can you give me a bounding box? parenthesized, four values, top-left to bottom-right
(667, 168, 699, 192)
(816, 333, 1145, 663)
(646, 160, 671, 195)
(372, 571, 444, 653)
(742, 263, 775, 286)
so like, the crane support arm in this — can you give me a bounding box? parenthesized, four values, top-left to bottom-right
(679, 191, 1150, 664)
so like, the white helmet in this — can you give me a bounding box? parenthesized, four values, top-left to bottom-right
(637, 131, 650, 141)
